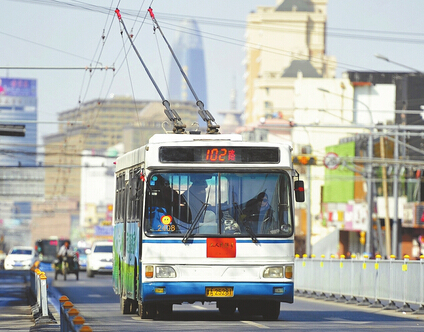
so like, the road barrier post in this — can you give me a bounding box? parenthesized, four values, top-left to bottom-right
(369, 255, 383, 308)
(384, 255, 398, 310)
(412, 255, 424, 315)
(346, 254, 358, 304)
(336, 255, 347, 302)
(357, 255, 371, 306)
(397, 255, 413, 312)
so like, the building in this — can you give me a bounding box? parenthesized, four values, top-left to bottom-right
(244, 0, 336, 125)
(36, 96, 198, 242)
(0, 77, 42, 249)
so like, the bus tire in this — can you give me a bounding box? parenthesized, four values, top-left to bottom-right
(157, 303, 173, 316)
(129, 299, 137, 314)
(217, 301, 236, 315)
(139, 302, 156, 319)
(238, 301, 255, 316)
(120, 296, 131, 314)
(262, 301, 280, 320)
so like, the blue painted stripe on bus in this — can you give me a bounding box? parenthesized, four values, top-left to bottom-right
(142, 238, 293, 244)
(142, 281, 294, 303)
(236, 239, 293, 244)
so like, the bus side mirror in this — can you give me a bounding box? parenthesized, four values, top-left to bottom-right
(294, 180, 305, 202)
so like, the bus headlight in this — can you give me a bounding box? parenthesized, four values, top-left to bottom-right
(263, 266, 293, 279)
(155, 266, 176, 278)
(263, 267, 283, 278)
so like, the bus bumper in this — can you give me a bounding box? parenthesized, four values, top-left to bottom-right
(142, 281, 293, 303)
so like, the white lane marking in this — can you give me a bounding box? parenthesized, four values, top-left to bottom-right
(131, 316, 155, 321)
(241, 321, 270, 329)
(87, 294, 102, 297)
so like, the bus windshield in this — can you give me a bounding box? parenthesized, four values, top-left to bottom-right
(145, 171, 293, 238)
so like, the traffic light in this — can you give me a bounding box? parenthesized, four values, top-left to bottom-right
(292, 155, 317, 165)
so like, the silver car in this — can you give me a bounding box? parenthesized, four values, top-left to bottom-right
(86, 241, 113, 277)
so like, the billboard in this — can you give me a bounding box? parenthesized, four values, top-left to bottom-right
(0, 78, 36, 97)
(0, 78, 37, 112)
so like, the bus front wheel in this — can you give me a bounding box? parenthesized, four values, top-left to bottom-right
(262, 301, 280, 320)
(157, 303, 173, 316)
(139, 302, 156, 319)
(217, 301, 236, 315)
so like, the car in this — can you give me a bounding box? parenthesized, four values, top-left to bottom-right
(74, 246, 90, 271)
(4, 246, 36, 270)
(86, 241, 113, 277)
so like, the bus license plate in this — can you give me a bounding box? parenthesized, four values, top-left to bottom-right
(205, 287, 233, 297)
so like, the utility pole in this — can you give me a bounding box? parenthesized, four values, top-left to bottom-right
(380, 136, 391, 257)
(392, 131, 399, 257)
(306, 164, 311, 256)
(365, 133, 373, 255)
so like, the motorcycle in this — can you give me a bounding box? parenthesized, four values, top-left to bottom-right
(53, 254, 79, 280)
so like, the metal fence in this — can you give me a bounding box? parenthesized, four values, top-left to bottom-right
(30, 265, 51, 323)
(30, 262, 93, 331)
(294, 254, 424, 314)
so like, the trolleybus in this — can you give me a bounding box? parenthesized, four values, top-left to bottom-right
(112, 133, 304, 319)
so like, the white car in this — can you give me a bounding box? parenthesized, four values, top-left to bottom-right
(4, 246, 36, 270)
(86, 241, 113, 277)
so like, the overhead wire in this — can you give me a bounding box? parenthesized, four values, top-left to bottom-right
(48, 0, 121, 198)
(2, 2, 424, 163)
(3, 1, 424, 76)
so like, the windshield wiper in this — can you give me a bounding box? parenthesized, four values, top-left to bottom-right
(243, 221, 258, 243)
(182, 189, 210, 243)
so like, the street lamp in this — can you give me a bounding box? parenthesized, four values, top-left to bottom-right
(318, 87, 374, 255)
(317, 87, 374, 124)
(374, 54, 422, 74)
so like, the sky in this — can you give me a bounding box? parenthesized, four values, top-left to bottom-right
(1, 0, 424, 145)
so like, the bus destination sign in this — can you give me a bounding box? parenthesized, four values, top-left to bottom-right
(159, 146, 280, 164)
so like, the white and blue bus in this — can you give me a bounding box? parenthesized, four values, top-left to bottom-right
(112, 133, 304, 320)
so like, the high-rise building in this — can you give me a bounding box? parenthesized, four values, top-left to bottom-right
(0, 77, 37, 166)
(0, 77, 41, 249)
(168, 19, 207, 126)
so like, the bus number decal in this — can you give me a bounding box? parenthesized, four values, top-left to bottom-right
(156, 224, 176, 232)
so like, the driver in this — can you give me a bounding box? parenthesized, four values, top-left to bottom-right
(243, 192, 276, 234)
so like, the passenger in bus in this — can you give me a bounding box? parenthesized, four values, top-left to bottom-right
(243, 192, 278, 234)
